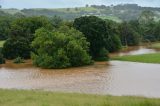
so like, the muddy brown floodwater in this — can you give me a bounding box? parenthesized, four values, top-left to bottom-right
(0, 46, 160, 98)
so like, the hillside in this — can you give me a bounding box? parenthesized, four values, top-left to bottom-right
(1, 4, 160, 22)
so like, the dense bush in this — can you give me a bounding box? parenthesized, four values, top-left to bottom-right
(31, 27, 92, 69)
(0, 17, 13, 40)
(95, 48, 109, 61)
(74, 16, 121, 60)
(0, 53, 5, 64)
(2, 37, 31, 59)
(13, 57, 24, 64)
(2, 16, 52, 59)
(119, 22, 141, 46)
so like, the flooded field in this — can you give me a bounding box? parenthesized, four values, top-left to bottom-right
(0, 46, 160, 98)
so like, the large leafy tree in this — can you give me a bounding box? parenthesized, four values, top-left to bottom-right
(104, 19, 122, 52)
(9, 16, 52, 41)
(73, 16, 121, 60)
(2, 16, 52, 59)
(2, 37, 31, 59)
(138, 10, 157, 42)
(31, 27, 92, 69)
(0, 17, 13, 40)
(119, 22, 141, 46)
(153, 21, 160, 41)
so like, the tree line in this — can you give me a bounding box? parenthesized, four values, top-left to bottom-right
(0, 10, 160, 68)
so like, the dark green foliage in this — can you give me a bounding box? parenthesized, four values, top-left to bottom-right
(105, 35, 122, 52)
(152, 21, 160, 41)
(2, 37, 31, 59)
(73, 16, 121, 60)
(0, 17, 13, 40)
(119, 22, 141, 46)
(0, 53, 5, 64)
(128, 20, 143, 36)
(31, 27, 92, 69)
(74, 16, 106, 59)
(13, 57, 24, 64)
(9, 16, 52, 41)
(2, 16, 52, 59)
(142, 21, 160, 42)
(104, 20, 122, 52)
(95, 48, 109, 61)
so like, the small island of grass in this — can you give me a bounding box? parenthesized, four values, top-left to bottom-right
(150, 43, 160, 49)
(112, 53, 160, 64)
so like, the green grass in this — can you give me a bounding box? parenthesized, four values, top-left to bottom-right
(99, 16, 122, 23)
(112, 53, 160, 64)
(150, 43, 160, 49)
(0, 41, 5, 48)
(0, 89, 160, 106)
(34, 7, 98, 13)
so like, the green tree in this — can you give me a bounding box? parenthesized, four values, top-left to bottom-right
(73, 16, 121, 60)
(31, 27, 92, 69)
(2, 16, 52, 59)
(0, 17, 13, 40)
(119, 22, 141, 46)
(105, 20, 122, 52)
(9, 16, 52, 41)
(2, 37, 31, 59)
(0, 52, 5, 64)
(138, 10, 155, 25)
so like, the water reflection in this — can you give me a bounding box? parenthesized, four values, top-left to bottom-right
(0, 47, 160, 98)
(110, 46, 160, 57)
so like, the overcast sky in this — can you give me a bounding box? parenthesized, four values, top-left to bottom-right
(0, 0, 160, 9)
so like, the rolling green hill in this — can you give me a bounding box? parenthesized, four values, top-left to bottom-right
(1, 4, 160, 22)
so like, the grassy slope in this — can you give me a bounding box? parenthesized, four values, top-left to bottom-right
(99, 16, 122, 23)
(0, 41, 5, 48)
(28, 7, 123, 22)
(150, 43, 160, 49)
(1, 7, 122, 22)
(2, 9, 21, 14)
(0, 89, 160, 106)
(112, 53, 160, 64)
(53, 7, 98, 13)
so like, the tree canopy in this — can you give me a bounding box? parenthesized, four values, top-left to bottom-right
(31, 26, 92, 69)
(2, 16, 52, 59)
(74, 16, 121, 60)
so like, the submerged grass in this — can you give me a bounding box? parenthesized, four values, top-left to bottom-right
(112, 53, 160, 64)
(0, 89, 160, 106)
(150, 43, 160, 49)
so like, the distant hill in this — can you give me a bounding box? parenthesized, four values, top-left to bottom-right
(1, 4, 160, 22)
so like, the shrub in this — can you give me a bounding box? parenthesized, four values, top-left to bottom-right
(13, 57, 24, 64)
(95, 48, 109, 61)
(2, 37, 31, 59)
(31, 27, 92, 69)
(0, 53, 5, 64)
(74, 16, 121, 59)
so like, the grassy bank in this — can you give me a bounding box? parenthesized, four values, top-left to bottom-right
(0, 89, 160, 106)
(150, 43, 160, 49)
(0, 41, 5, 48)
(112, 53, 160, 64)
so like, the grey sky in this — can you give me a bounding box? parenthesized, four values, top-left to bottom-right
(0, 0, 160, 9)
